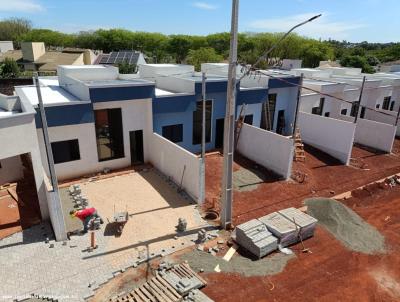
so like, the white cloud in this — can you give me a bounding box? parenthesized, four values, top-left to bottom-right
(249, 13, 366, 40)
(192, 2, 218, 10)
(0, 0, 44, 13)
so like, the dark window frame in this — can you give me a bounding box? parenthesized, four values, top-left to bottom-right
(162, 124, 183, 143)
(192, 100, 212, 145)
(244, 114, 253, 125)
(390, 101, 395, 111)
(94, 108, 125, 162)
(51, 139, 81, 164)
(382, 96, 391, 110)
(341, 108, 348, 115)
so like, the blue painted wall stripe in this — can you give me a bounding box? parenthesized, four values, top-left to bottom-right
(153, 94, 197, 114)
(237, 88, 269, 106)
(89, 85, 154, 102)
(268, 76, 300, 89)
(35, 103, 94, 128)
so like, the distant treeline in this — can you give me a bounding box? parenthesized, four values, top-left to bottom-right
(1, 18, 400, 72)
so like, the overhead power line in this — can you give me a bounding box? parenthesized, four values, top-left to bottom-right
(256, 69, 399, 122)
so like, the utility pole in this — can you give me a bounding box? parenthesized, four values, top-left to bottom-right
(292, 73, 304, 137)
(395, 105, 400, 126)
(198, 72, 207, 205)
(354, 76, 366, 123)
(221, 0, 239, 229)
(201, 72, 207, 159)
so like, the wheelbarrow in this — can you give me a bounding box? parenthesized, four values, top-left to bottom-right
(112, 205, 129, 235)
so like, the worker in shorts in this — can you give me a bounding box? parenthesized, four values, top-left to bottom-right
(70, 208, 104, 233)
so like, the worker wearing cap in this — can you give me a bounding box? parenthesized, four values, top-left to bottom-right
(70, 208, 103, 233)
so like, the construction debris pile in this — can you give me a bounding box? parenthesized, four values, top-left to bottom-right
(234, 207, 317, 258)
(109, 262, 213, 302)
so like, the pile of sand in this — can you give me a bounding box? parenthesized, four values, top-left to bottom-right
(305, 198, 386, 254)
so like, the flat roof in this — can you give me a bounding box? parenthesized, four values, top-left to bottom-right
(15, 78, 85, 107)
(0, 108, 19, 117)
(82, 78, 154, 88)
(178, 73, 227, 82)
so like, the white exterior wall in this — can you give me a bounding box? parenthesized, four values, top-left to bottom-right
(0, 156, 24, 184)
(0, 114, 49, 219)
(354, 119, 396, 153)
(38, 98, 153, 181)
(58, 65, 119, 85)
(149, 133, 202, 202)
(298, 112, 356, 165)
(237, 124, 294, 179)
(0, 41, 13, 53)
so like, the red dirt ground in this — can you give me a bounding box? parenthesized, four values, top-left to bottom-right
(205, 139, 400, 226)
(201, 179, 400, 302)
(0, 182, 41, 239)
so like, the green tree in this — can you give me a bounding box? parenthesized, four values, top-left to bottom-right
(340, 55, 375, 73)
(166, 35, 193, 63)
(117, 61, 137, 74)
(21, 29, 75, 47)
(0, 18, 31, 42)
(0, 58, 21, 78)
(186, 47, 223, 71)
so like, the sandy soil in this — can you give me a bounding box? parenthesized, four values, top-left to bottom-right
(0, 182, 41, 239)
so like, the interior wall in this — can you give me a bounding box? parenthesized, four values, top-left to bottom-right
(0, 155, 24, 184)
(354, 119, 396, 153)
(148, 133, 202, 202)
(298, 112, 356, 165)
(236, 124, 294, 179)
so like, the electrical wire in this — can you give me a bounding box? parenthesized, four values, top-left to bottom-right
(255, 69, 399, 122)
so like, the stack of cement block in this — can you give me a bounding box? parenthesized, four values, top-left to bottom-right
(278, 207, 317, 240)
(258, 212, 299, 248)
(235, 219, 278, 258)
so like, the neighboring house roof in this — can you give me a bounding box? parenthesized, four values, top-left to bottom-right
(380, 60, 400, 66)
(0, 50, 23, 62)
(35, 52, 82, 71)
(94, 51, 143, 65)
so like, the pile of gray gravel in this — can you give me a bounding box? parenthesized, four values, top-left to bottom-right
(179, 250, 294, 277)
(305, 198, 386, 254)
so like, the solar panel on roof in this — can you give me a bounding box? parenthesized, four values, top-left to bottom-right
(100, 51, 140, 65)
(99, 55, 110, 64)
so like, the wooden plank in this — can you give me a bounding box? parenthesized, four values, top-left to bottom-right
(143, 283, 163, 302)
(155, 275, 181, 300)
(134, 288, 151, 302)
(140, 285, 157, 302)
(181, 263, 207, 285)
(222, 244, 238, 262)
(7, 187, 24, 206)
(130, 291, 143, 302)
(148, 280, 172, 302)
(151, 278, 178, 302)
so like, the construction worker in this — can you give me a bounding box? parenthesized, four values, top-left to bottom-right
(70, 208, 103, 233)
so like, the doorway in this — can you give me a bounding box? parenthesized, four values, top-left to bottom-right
(129, 130, 144, 165)
(215, 118, 224, 149)
(276, 110, 285, 135)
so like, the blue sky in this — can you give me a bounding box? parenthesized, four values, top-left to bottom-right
(0, 0, 398, 42)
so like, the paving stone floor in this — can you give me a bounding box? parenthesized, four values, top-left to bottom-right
(0, 221, 217, 302)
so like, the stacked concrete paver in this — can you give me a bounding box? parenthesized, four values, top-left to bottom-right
(235, 207, 318, 256)
(235, 220, 278, 258)
(258, 212, 299, 247)
(278, 207, 318, 240)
